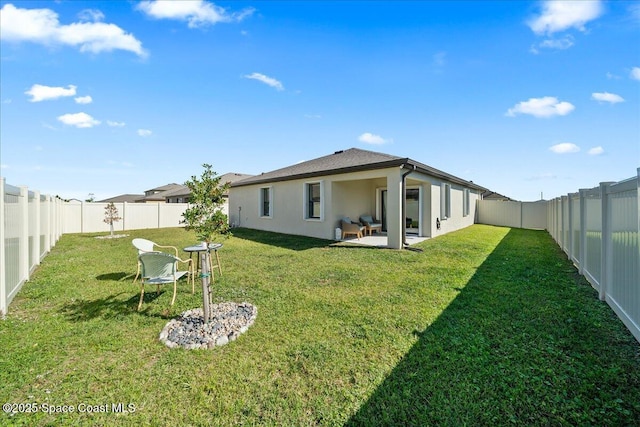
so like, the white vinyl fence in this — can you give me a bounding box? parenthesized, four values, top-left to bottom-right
(1, 179, 64, 316)
(547, 170, 639, 343)
(62, 201, 188, 234)
(477, 199, 547, 229)
(0, 177, 189, 316)
(478, 169, 640, 343)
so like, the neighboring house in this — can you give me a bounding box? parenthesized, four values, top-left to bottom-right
(163, 185, 191, 204)
(229, 148, 487, 249)
(481, 190, 514, 201)
(163, 173, 254, 216)
(97, 194, 144, 203)
(139, 183, 184, 203)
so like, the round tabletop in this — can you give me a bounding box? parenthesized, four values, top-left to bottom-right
(183, 243, 223, 252)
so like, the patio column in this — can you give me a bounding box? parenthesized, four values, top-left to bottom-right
(386, 169, 403, 249)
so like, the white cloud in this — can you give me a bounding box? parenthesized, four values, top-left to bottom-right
(57, 112, 100, 128)
(25, 84, 76, 102)
(137, 1, 254, 28)
(591, 92, 624, 104)
(107, 120, 126, 127)
(74, 95, 92, 104)
(0, 4, 146, 57)
(506, 96, 575, 118)
(137, 129, 152, 137)
(588, 146, 604, 155)
(526, 172, 558, 181)
(78, 9, 105, 22)
(631, 67, 640, 81)
(549, 142, 580, 154)
(243, 73, 284, 91)
(528, 0, 603, 35)
(531, 35, 574, 53)
(358, 132, 391, 145)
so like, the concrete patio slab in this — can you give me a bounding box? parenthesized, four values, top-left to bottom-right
(338, 233, 428, 248)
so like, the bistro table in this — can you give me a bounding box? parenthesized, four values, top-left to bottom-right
(183, 243, 223, 277)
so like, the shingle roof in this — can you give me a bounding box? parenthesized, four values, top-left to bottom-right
(97, 194, 144, 203)
(161, 173, 254, 199)
(231, 147, 486, 191)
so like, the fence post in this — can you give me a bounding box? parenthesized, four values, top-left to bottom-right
(34, 191, 41, 267)
(0, 178, 6, 317)
(19, 186, 29, 285)
(42, 195, 51, 256)
(81, 201, 85, 233)
(122, 202, 127, 231)
(561, 195, 568, 256)
(599, 182, 611, 301)
(568, 193, 574, 261)
(578, 189, 587, 275)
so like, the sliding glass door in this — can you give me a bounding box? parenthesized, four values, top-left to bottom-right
(380, 187, 420, 234)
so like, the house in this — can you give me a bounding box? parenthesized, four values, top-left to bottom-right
(164, 173, 254, 216)
(139, 183, 184, 203)
(229, 148, 487, 249)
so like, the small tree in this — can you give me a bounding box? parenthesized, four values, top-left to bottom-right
(182, 164, 231, 322)
(103, 202, 122, 237)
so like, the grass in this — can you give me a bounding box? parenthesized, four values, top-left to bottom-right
(0, 224, 638, 426)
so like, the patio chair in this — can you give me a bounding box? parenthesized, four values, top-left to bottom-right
(360, 215, 382, 236)
(137, 252, 194, 311)
(132, 238, 179, 284)
(340, 217, 365, 240)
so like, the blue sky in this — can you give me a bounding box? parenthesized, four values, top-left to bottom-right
(1, 1, 638, 201)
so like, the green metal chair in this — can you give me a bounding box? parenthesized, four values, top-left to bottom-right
(137, 252, 194, 311)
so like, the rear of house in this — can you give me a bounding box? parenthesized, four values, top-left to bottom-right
(229, 148, 485, 249)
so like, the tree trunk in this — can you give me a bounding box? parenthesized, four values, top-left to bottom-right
(109, 222, 114, 236)
(200, 250, 213, 322)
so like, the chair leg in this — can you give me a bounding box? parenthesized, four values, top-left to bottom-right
(138, 283, 145, 311)
(215, 250, 222, 275)
(190, 260, 195, 294)
(170, 280, 177, 306)
(208, 250, 222, 276)
(133, 263, 141, 284)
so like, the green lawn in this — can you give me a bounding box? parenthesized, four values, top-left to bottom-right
(1, 225, 638, 426)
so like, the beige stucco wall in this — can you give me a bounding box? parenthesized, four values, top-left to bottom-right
(229, 167, 405, 243)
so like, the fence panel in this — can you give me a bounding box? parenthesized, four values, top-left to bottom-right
(570, 193, 581, 266)
(583, 189, 602, 289)
(63, 203, 83, 233)
(477, 200, 547, 229)
(477, 169, 639, 343)
(606, 178, 639, 341)
(1, 182, 26, 316)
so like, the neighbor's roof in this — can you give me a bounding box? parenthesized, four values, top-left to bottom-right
(160, 173, 255, 199)
(231, 148, 487, 191)
(481, 190, 514, 201)
(97, 194, 144, 203)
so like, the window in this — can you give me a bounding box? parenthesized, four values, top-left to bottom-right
(304, 181, 323, 220)
(463, 189, 470, 217)
(260, 187, 272, 217)
(440, 183, 451, 219)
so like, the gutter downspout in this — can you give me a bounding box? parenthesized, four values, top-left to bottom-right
(400, 164, 417, 250)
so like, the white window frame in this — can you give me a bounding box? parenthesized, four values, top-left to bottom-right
(440, 183, 451, 220)
(463, 188, 470, 217)
(259, 186, 273, 218)
(303, 180, 324, 221)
